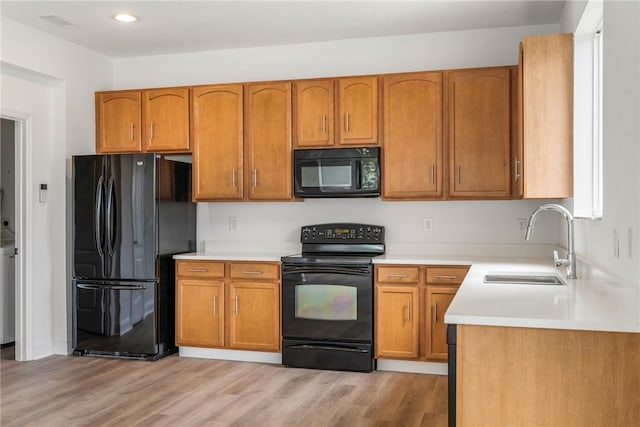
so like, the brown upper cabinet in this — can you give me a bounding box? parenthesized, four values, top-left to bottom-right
(191, 84, 244, 201)
(446, 66, 512, 199)
(95, 91, 142, 153)
(244, 82, 293, 201)
(294, 79, 335, 147)
(338, 76, 379, 146)
(294, 76, 379, 148)
(382, 72, 443, 199)
(96, 88, 190, 154)
(142, 88, 190, 152)
(517, 33, 573, 199)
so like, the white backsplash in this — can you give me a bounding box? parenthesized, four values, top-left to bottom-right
(196, 198, 562, 252)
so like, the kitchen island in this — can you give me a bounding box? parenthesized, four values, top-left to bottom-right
(443, 258, 640, 427)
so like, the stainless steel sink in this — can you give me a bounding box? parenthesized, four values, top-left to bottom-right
(483, 273, 565, 286)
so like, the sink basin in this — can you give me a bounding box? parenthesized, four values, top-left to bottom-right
(483, 273, 565, 286)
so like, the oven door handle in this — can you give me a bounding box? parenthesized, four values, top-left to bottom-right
(287, 344, 369, 353)
(282, 265, 371, 276)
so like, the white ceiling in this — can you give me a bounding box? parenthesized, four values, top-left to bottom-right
(1, 1, 567, 58)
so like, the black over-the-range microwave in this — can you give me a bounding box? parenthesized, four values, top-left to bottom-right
(293, 147, 380, 198)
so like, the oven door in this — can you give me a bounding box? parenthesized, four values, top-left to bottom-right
(281, 263, 373, 343)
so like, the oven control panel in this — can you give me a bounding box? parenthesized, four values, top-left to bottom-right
(301, 223, 385, 244)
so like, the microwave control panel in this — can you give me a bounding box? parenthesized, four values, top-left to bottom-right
(301, 223, 385, 244)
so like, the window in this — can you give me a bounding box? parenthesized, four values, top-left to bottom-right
(572, 0, 604, 219)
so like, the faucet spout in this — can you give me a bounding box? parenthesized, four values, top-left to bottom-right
(524, 204, 577, 279)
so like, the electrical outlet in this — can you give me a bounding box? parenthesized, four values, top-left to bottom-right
(423, 217, 433, 232)
(518, 218, 527, 232)
(229, 216, 239, 231)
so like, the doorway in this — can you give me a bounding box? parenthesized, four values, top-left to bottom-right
(0, 118, 18, 360)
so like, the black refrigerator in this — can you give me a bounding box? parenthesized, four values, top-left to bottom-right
(72, 153, 196, 360)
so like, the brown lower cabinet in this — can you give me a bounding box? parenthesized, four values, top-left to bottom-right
(375, 264, 469, 361)
(175, 260, 280, 352)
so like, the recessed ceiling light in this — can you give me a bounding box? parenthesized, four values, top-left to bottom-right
(113, 14, 138, 23)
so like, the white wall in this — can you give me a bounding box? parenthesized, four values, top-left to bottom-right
(1, 16, 113, 358)
(115, 23, 563, 253)
(115, 24, 559, 87)
(561, 1, 640, 288)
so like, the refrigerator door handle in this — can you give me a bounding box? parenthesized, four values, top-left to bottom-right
(106, 176, 116, 256)
(94, 176, 105, 259)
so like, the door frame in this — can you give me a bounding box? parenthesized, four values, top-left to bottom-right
(0, 113, 31, 361)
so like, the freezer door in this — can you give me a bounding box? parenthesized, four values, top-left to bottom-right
(73, 280, 157, 355)
(73, 155, 107, 279)
(105, 154, 157, 280)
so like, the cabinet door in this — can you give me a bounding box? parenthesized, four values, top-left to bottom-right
(338, 77, 379, 145)
(228, 281, 280, 351)
(446, 67, 511, 199)
(383, 72, 443, 199)
(95, 91, 142, 153)
(142, 88, 190, 152)
(175, 279, 224, 348)
(425, 286, 457, 361)
(191, 84, 244, 201)
(245, 82, 293, 201)
(294, 80, 334, 147)
(520, 33, 573, 198)
(375, 285, 419, 359)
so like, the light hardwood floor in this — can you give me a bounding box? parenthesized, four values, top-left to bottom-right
(0, 346, 448, 427)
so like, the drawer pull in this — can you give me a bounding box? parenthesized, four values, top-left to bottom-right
(242, 270, 264, 275)
(235, 295, 239, 315)
(405, 302, 411, 321)
(212, 296, 217, 315)
(386, 273, 408, 278)
(188, 268, 208, 273)
(435, 275, 458, 280)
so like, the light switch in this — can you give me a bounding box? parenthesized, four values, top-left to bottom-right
(39, 184, 47, 203)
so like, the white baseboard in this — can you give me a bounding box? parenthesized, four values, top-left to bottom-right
(178, 346, 282, 364)
(376, 359, 448, 375)
(178, 347, 448, 375)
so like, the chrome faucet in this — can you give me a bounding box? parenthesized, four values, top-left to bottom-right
(524, 204, 577, 279)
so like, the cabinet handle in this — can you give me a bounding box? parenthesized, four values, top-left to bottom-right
(150, 122, 154, 140)
(212, 296, 217, 315)
(345, 112, 350, 133)
(235, 295, 239, 315)
(514, 156, 521, 181)
(242, 271, 263, 275)
(130, 123, 134, 140)
(405, 302, 411, 321)
(431, 164, 436, 185)
(457, 164, 461, 185)
(322, 114, 327, 134)
(252, 169, 257, 187)
(232, 169, 237, 187)
(386, 273, 408, 279)
(435, 275, 458, 280)
(433, 302, 438, 323)
(188, 268, 208, 273)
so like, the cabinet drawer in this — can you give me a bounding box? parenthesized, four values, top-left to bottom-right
(426, 266, 469, 285)
(376, 266, 420, 284)
(176, 261, 225, 278)
(229, 262, 280, 280)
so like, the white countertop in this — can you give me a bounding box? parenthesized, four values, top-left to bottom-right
(444, 258, 640, 333)
(173, 242, 640, 334)
(174, 251, 290, 262)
